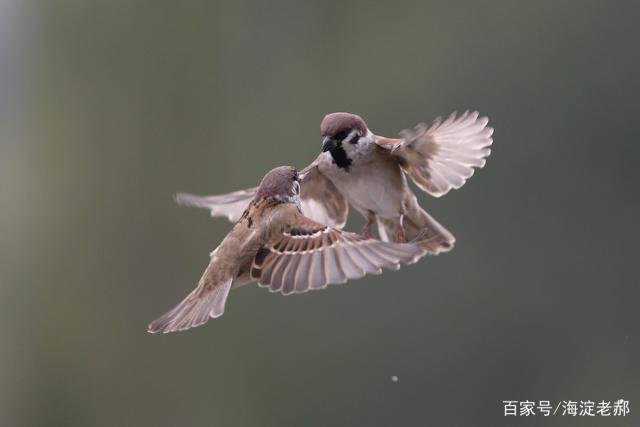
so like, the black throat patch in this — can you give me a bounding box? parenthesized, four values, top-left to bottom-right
(329, 144, 352, 171)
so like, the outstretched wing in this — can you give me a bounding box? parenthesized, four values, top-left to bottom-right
(298, 162, 349, 228)
(176, 187, 258, 222)
(376, 111, 493, 197)
(250, 212, 427, 295)
(176, 162, 348, 228)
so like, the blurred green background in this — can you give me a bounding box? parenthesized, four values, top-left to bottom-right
(1, 1, 638, 426)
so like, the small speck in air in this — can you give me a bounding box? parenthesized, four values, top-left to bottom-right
(391, 376, 399, 383)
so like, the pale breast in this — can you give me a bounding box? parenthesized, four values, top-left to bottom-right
(318, 150, 406, 219)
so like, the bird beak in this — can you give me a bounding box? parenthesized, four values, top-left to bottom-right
(322, 136, 334, 152)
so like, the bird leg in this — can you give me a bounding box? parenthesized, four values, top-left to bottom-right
(361, 211, 376, 239)
(395, 214, 407, 243)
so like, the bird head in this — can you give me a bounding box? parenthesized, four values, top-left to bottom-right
(319, 112, 373, 170)
(254, 166, 301, 206)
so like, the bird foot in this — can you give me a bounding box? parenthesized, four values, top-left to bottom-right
(361, 224, 374, 239)
(395, 214, 407, 243)
(395, 226, 407, 243)
(361, 211, 376, 239)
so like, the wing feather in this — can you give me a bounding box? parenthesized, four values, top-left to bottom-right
(250, 211, 428, 295)
(281, 254, 301, 295)
(333, 244, 366, 279)
(376, 111, 493, 197)
(293, 253, 313, 293)
(299, 162, 349, 228)
(269, 254, 289, 293)
(176, 188, 257, 221)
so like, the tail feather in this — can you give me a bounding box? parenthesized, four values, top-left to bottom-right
(404, 210, 455, 254)
(148, 277, 233, 334)
(377, 194, 455, 254)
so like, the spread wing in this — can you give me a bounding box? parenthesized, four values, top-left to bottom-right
(250, 212, 427, 295)
(376, 111, 493, 197)
(176, 162, 348, 228)
(298, 162, 349, 228)
(176, 188, 258, 222)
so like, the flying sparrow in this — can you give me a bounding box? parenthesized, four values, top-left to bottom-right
(176, 111, 493, 254)
(148, 166, 429, 333)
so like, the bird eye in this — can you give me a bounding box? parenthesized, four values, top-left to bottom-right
(292, 181, 300, 195)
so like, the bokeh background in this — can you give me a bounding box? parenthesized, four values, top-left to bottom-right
(1, 1, 638, 426)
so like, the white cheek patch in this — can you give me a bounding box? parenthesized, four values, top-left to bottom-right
(343, 130, 374, 161)
(345, 129, 359, 144)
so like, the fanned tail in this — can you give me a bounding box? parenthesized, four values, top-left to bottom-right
(377, 194, 455, 254)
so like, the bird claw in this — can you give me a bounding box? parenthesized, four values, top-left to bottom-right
(395, 226, 407, 243)
(361, 211, 376, 239)
(361, 224, 374, 239)
(395, 214, 407, 243)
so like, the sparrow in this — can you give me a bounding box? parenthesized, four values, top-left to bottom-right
(176, 111, 493, 254)
(148, 166, 429, 333)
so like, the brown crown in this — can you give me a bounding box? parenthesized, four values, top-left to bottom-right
(320, 112, 368, 137)
(254, 166, 298, 200)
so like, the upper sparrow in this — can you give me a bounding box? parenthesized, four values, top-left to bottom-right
(176, 111, 493, 254)
(149, 166, 429, 333)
